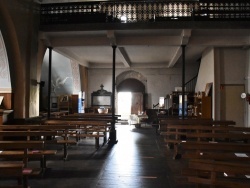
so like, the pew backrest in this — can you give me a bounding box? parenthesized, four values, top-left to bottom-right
(159, 119, 236, 132)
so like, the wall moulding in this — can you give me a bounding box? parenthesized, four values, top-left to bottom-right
(0, 88, 12, 93)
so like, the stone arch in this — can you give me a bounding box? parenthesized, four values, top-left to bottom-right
(117, 78, 145, 93)
(0, 31, 11, 92)
(0, 2, 25, 117)
(116, 70, 147, 92)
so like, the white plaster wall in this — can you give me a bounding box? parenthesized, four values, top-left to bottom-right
(88, 68, 113, 107)
(220, 48, 246, 84)
(196, 47, 248, 122)
(195, 48, 214, 92)
(195, 48, 215, 118)
(40, 50, 199, 113)
(41, 50, 74, 98)
(215, 47, 247, 126)
(88, 63, 198, 112)
(214, 48, 221, 120)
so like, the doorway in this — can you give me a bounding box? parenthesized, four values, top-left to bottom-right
(117, 77, 146, 120)
(220, 85, 245, 126)
(118, 92, 132, 120)
(118, 92, 144, 120)
(131, 92, 143, 115)
(118, 92, 143, 119)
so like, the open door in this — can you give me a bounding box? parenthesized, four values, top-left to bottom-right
(131, 92, 143, 114)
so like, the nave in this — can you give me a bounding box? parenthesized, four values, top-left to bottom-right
(3, 124, 191, 188)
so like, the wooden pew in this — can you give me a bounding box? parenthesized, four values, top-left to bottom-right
(0, 125, 77, 160)
(0, 162, 25, 188)
(160, 124, 250, 159)
(159, 118, 236, 132)
(153, 117, 234, 134)
(0, 140, 45, 167)
(154, 117, 211, 133)
(160, 124, 250, 187)
(0, 141, 46, 188)
(181, 142, 250, 187)
(39, 111, 69, 119)
(0, 130, 58, 168)
(182, 141, 250, 160)
(58, 113, 121, 123)
(57, 117, 114, 123)
(44, 120, 110, 149)
(159, 119, 236, 144)
(64, 113, 121, 118)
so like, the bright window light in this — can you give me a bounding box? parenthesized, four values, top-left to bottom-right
(118, 92, 131, 119)
(121, 15, 127, 23)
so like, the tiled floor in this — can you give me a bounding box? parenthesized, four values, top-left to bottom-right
(1, 124, 193, 188)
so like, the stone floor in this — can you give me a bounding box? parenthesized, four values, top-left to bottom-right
(1, 124, 194, 188)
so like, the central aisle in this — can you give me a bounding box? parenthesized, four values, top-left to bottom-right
(97, 125, 172, 188)
(27, 124, 190, 188)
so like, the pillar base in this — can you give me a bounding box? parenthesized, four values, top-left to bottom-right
(108, 129, 118, 145)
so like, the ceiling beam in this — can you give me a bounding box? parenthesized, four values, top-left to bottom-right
(117, 47, 131, 67)
(50, 36, 110, 47)
(168, 47, 182, 68)
(107, 31, 131, 67)
(167, 29, 191, 67)
(47, 34, 183, 47)
(117, 36, 182, 46)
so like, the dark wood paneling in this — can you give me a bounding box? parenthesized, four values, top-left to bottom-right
(0, 93, 13, 110)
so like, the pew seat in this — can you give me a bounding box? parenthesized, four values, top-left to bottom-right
(160, 124, 250, 159)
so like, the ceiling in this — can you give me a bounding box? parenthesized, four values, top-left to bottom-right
(41, 28, 250, 69)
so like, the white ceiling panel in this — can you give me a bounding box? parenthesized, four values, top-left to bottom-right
(42, 28, 250, 69)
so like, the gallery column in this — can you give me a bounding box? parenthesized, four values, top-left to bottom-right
(47, 47, 53, 119)
(181, 45, 186, 119)
(109, 45, 118, 144)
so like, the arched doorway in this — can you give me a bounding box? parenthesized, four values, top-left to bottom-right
(117, 78, 146, 119)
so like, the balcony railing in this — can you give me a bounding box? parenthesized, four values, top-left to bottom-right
(40, 0, 250, 25)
